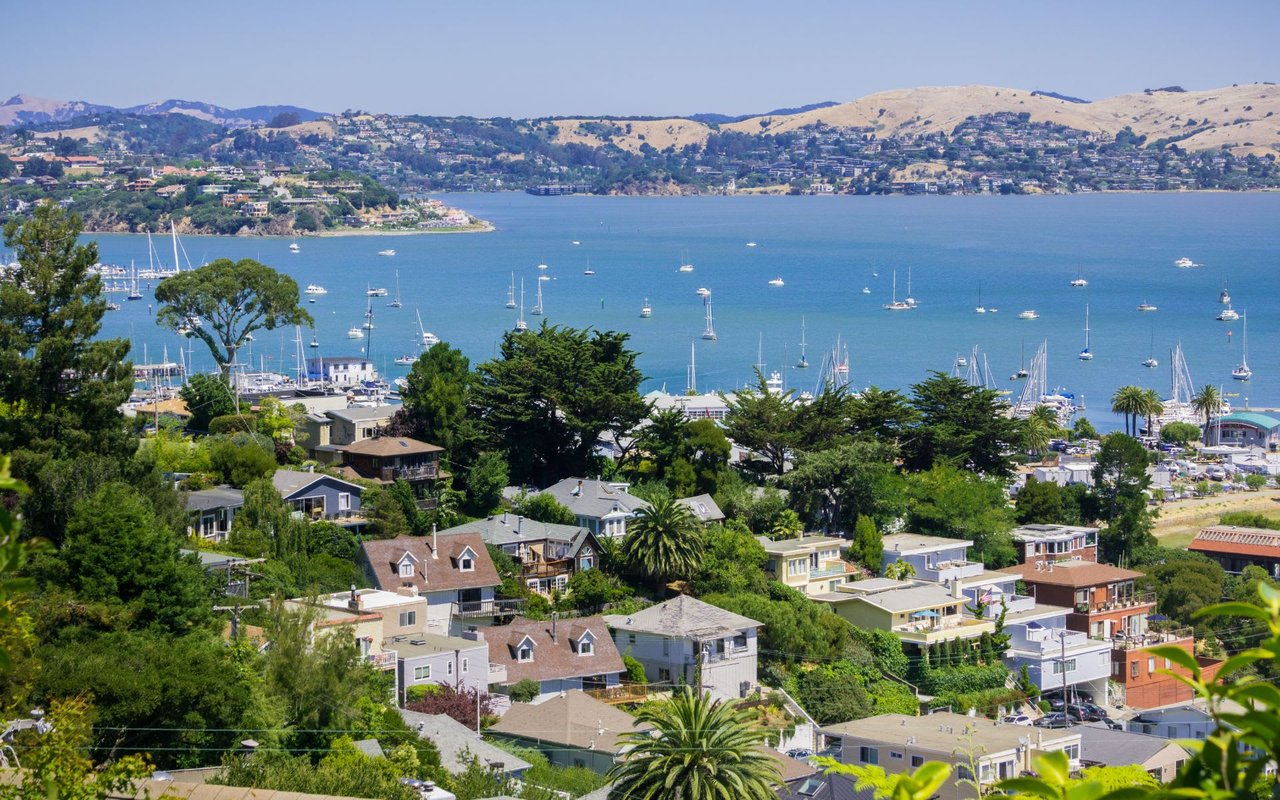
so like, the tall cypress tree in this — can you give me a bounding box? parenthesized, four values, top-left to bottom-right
(0, 205, 134, 475)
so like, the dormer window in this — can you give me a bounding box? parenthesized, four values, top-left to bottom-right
(396, 552, 417, 578)
(457, 546, 476, 572)
(574, 631, 595, 656)
(518, 645, 533, 662)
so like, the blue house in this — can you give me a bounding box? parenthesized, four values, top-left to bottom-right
(272, 469, 365, 526)
(880, 533, 985, 582)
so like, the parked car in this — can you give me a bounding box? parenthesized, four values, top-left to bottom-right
(1034, 712, 1073, 728)
(1002, 714, 1033, 726)
(1205, 465, 1227, 481)
(786, 748, 812, 760)
(1066, 704, 1108, 722)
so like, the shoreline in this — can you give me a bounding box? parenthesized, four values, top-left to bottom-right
(80, 221, 494, 239)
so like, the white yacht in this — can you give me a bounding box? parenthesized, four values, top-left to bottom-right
(678, 263, 694, 273)
(1137, 301, 1157, 312)
(309, 335, 319, 348)
(305, 284, 327, 295)
(861, 287, 871, 294)
(1070, 276, 1088, 287)
(346, 327, 364, 339)
(289, 242, 300, 253)
(394, 355, 416, 366)
(1220, 284, 1231, 304)
(884, 271, 912, 311)
(1018, 310, 1039, 320)
(696, 287, 711, 298)
(1217, 305, 1240, 322)
(1078, 304, 1093, 361)
(1174, 257, 1197, 268)
(768, 277, 784, 287)
(378, 249, 396, 257)
(367, 286, 388, 297)
(640, 299, 652, 318)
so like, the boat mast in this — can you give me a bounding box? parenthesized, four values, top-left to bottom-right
(686, 341, 697, 395)
(171, 221, 180, 275)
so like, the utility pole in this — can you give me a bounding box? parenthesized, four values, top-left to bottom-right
(1059, 630, 1069, 705)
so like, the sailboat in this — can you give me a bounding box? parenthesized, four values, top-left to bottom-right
(515, 279, 528, 332)
(362, 295, 375, 330)
(309, 334, 319, 349)
(904, 267, 917, 308)
(1233, 310, 1252, 381)
(1070, 270, 1087, 288)
(583, 257, 595, 276)
(884, 271, 911, 311)
(531, 274, 544, 315)
(1142, 328, 1158, 369)
(974, 282, 986, 314)
(1010, 341, 1029, 380)
(701, 296, 717, 341)
(289, 242, 300, 253)
(1078, 304, 1093, 360)
(678, 250, 694, 273)
(795, 318, 809, 369)
(388, 271, 403, 308)
(640, 298, 652, 318)
(416, 308, 440, 347)
(126, 262, 142, 301)
(506, 273, 517, 309)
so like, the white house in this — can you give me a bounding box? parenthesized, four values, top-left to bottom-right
(605, 595, 762, 702)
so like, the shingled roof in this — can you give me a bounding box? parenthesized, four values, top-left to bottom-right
(605, 594, 761, 639)
(488, 689, 649, 754)
(1005, 558, 1143, 588)
(360, 533, 500, 593)
(489, 615, 625, 685)
(343, 436, 443, 457)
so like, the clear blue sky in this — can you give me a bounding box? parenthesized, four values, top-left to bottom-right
(7, 0, 1276, 117)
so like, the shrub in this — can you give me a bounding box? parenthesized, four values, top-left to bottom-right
(208, 414, 256, 435)
(508, 679, 541, 703)
(623, 653, 647, 683)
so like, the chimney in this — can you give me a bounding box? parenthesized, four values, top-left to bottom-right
(503, 510, 508, 526)
(551, 612, 558, 642)
(951, 579, 962, 599)
(431, 525, 438, 559)
(349, 584, 360, 611)
(517, 517, 523, 537)
(573, 480, 583, 497)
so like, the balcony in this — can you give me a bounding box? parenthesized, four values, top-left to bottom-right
(521, 559, 574, 580)
(392, 464, 438, 481)
(810, 562, 849, 580)
(923, 559, 985, 582)
(455, 598, 526, 618)
(1112, 627, 1193, 651)
(366, 651, 397, 670)
(984, 594, 1036, 618)
(1077, 591, 1157, 614)
(584, 681, 673, 706)
(892, 616, 994, 644)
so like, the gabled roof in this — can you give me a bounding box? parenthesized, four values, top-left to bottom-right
(489, 616, 625, 685)
(487, 690, 649, 754)
(360, 533, 500, 594)
(272, 469, 364, 499)
(184, 485, 245, 512)
(1005, 558, 1143, 588)
(437, 514, 593, 549)
(605, 594, 761, 639)
(398, 709, 532, 775)
(1190, 525, 1280, 558)
(1076, 723, 1190, 768)
(676, 493, 725, 523)
(540, 478, 649, 520)
(343, 436, 443, 457)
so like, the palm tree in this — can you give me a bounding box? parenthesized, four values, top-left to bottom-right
(1021, 411, 1054, 460)
(1111, 385, 1146, 437)
(1191, 384, 1223, 443)
(621, 494, 703, 588)
(1138, 388, 1164, 439)
(608, 689, 781, 800)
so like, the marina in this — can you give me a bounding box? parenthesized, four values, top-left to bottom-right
(86, 191, 1278, 432)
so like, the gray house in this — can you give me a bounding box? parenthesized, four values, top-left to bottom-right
(487, 690, 650, 774)
(539, 478, 650, 539)
(398, 709, 531, 778)
(386, 631, 490, 700)
(185, 485, 245, 541)
(1076, 724, 1190, 783)
(605, 594, 762, 702)
(437, 514, 600, 596)
(272, 469, 365, 526)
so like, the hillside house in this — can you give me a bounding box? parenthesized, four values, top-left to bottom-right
(487, 615, 624, 701)
(271, 469, 364, 526)
(437, 514, 599, 596)
(758, 535, 855, 595)
(487, 690, 649, 774)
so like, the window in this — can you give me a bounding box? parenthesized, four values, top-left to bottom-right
(1052, 659, 1077, 674)
(447, 661, 454, 676)
(658, 668, 671, 682)
(462, 658, 469, 673)
(628, 633, 636, 646)
(889, 751, 903, 760)
(580, 556, 594, 570)
(1148, 657, 1156, 674)
(460, 553, 474, 572)
(338, 492, 351, 511)
(399, 610, 416, 627)
(732, 633, 747, 651)
(858, 746, 879, 765)
(911, 756, 924, 767)
(1147, 769, 1162, 780)
(398, 561, 414, 578)
(1063, 744, 1080, 761)
(413, 665, 431, 681)
(956, 766, 973, 781)
(1131, 661, 1140, 678)
(518, 646, 533, 662)
(579, 639, 594, 655)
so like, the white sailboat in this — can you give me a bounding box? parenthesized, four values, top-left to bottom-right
(1233, 310, 1252, 381)
(1142, 328, 1158, 369)
(347, 327, 364, 339)
(796, 317, 809, 369)
(1137, 301, 1158, 312)
(1010, 340, 1029, 380)
(904, 267, 917, 308)
(640, 298, 652, 318)
(416, 308, 440, 347)
(362, 295, 375, 330)
(531, 274, 544, 315)
(884, 271, 911, 311)
(583, 257, 595, 276)
(1070, 270, 1087, 287)
(678, 250, 694, 272)
(388, 271, 403, 308)
(378, 249, 396, 257)
(506, 273, 517, 309)
(768, 277, 784, 287)
(515, 279, 528, 332)
(126, 261, 142, 301)
(974, 281, 986, 314)
(1078, 304, 1093, 360)
(701, 296, 716, 341)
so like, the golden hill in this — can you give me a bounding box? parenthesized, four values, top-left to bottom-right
(540, 118, 714, 153)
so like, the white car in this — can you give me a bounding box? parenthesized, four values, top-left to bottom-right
(1002, 714, 1033, 726)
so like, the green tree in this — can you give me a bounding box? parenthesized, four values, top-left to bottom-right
(689, 521, 770, 597)
(684, 418, 731, 495)
(1015, 477, 1066, 524)
(1111, 385, 1146, 437)
(510, 491, 577, 525)
(608, 689, 781, 800)
(784, 440, 906, 533)
(621, 495, 703, 588)
(1020, 411, 1056, 458)
(792, 662, 873, 724)
(473, 324, 647, 485)
(851, 515, 883, 572)
(884, 560, 916, 580)
(0, 204, 134, 471)
(846, 386, 919, 443)
(179, 372, 237, 431)
(154, 257, 313, 381)
(464, 450, 508, 515)
(1160, 421, 1201, 445)
(397, 341, 473, 458)
(722, 370, 799, 475)
(208, 435, 277, 487)
(905, 465, 1016, 567)
(1093, 433, 1156, 562)
(904, 373, 1022, 477)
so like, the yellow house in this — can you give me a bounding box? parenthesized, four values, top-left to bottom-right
(757, 534, 856, 596)
(812, 577, 994, 645)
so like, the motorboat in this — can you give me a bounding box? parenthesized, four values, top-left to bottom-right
(1018, 310, 1039, 320)
(378, 249, 396, 257)
(347, 327, 364, 339)
(678, 264, 694, 273)
(640, 299, 652, 318)
(696, 287, 711, 298)
(309, 336, 319, 348)
(289, 242, 300, 253)
(1217, 305, 1240, 322)
(1174, 257, 1197, 268)
(1137, 301, 1157, 312)
(367, 287, 388, 297)
(768, 277, 784, 287)
(305, 284, 327, 294)
(861, 287, 871, 294)
(746, 241, 757, 248)
(394, 355, 416, 366)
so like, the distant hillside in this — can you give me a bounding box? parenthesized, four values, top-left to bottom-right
(688, 101, 839, 125)
(0, 94, 327, 128)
